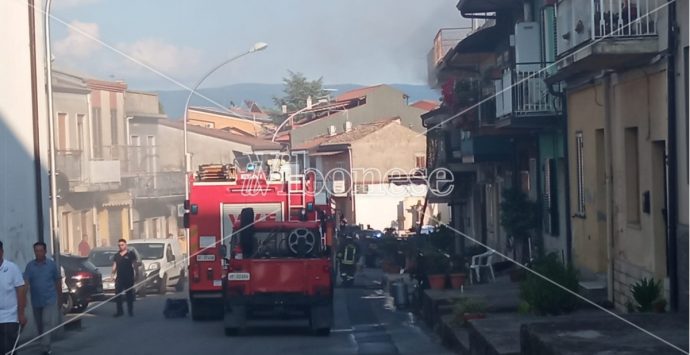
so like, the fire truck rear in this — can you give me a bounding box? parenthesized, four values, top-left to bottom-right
(185, 163, 335, 329)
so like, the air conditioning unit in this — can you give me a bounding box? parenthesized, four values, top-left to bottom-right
(332, 180, 346, 195)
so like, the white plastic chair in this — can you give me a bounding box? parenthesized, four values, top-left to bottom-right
(470, 250, 496, 284)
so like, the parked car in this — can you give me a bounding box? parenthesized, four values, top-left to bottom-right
(362, 229, 383, 239)
(128, 239, 185, 294)
(88, 247, 147, 297)
(60, 254, 104, 312)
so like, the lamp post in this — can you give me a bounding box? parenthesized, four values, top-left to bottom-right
(183, 41, 267, 223)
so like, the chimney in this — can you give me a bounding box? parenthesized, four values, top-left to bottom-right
(306, 96, 313, 109)
(344, 121, 352, 132)
(328, 125, 336, 136)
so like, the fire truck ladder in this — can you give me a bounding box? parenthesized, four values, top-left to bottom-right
(287, 174, 306, 212)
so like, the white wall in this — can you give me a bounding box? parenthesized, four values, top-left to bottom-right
(0, 0, 50, 266)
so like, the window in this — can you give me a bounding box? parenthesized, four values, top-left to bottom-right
(92, 107, 102, 158)
(57, 113, 67, 150)
(543, 158, 559, 235)
(625, 127, 640, 224)
(110, 109, 118, 146)
(415, 154, 426, 169)
(76, 114, 85, 151)
(575, 132, 585, 216)
(541, 5, 557, 74)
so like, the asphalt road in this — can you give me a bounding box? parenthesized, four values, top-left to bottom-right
(17, 269, 452, 355)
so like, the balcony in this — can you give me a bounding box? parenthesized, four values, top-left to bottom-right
(125, 171, 184, 199)
(551, 0, 662, 82)
(494, 64, 562, 128)
(459, 134, 513, 164)
(428, 27, 474, 88)
(56, 149, 121, 192)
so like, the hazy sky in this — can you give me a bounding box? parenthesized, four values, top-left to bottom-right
(49, 0, 469, 90)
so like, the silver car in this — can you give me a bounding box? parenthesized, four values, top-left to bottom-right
(88, 247, 147, 297)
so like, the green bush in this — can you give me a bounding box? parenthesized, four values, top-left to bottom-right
(631, 278, 662, 312)
(520, 253, 579, 315)
(423, 247, 450, 274)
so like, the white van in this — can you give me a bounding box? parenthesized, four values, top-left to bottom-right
(128, 238, 185, 294)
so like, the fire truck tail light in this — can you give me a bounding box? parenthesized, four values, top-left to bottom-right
(192, 269, 200, 283)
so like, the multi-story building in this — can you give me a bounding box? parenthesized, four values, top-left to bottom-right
(126, 102, 282, 241)
(548, 0, 688, 310)
(424, 1, 565, 261)
(52, 71, 133, 251)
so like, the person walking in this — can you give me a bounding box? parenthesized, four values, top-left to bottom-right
(112, 239, 137, 317)
(0, 240, 28, 355)
(24, 241, 61, 355)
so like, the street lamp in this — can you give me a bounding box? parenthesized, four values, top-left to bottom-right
(183, 41, 267, 219)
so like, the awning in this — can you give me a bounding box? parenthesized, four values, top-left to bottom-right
(309, 151, 345, 157)
(457, 0, 521, 15)
(452, 21, 509, 55)
(102, 192, 132, 208)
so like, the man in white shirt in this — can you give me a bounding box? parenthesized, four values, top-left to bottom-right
(0, 240, 28, 354)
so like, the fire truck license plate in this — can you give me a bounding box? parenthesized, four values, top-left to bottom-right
(227, 273, 250, 281)
(196, 255, 215, 262)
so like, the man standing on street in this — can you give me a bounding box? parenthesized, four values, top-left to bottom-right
(24, 241, 61, 355)
(112, 239, 137, 317)
(0, 240, 28, 355)
(78, 236, 91, 257)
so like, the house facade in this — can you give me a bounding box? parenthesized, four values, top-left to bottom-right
(550, 0, 687, 310)
(0, 0, 50, 264)
(289, 85, 429, 146)
(296, 119, 450, 230)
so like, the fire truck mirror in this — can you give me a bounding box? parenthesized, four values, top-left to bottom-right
(190, 204, 199, 215)
(183, 213, 190, 228)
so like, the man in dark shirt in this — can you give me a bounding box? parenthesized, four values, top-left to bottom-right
(112, 239, 137, 317)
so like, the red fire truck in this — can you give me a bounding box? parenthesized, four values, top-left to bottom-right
(185, 163, 335, 332)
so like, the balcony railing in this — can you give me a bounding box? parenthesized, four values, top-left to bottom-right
(56, 150, 82, 182)
(496, 64, 559, 118)
(592, 0, 658, 38)
(56, 149, 120, 187)
(431, 28, 473, 66)
(125, 171, 184, 198)
(557, 0, 659, 56)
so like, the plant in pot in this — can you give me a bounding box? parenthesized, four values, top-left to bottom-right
(424, 248, 450, 290)
(631, 277, 664, 313)
(452, 297, 488, 326)
(500, 188, 540, 264)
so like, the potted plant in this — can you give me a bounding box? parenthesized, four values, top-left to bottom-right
(453, 297, 487, 326)
(424, 248, 450, 290)
(448, 255, 466, 289)
(631, 278, 662, 313)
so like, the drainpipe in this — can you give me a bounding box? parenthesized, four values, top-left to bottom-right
(665, 0, 678, 312)
(44, 0, 59, 262)
(30, 0, 46, 245)
(547, 82, 572, 266)
(603, 74, 615, 303)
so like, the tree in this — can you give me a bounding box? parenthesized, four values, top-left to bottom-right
(272, 70, 326, 113)
(500, 188, 540, 263)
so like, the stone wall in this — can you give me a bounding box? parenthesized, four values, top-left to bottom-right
(612, 256, 655, 311)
